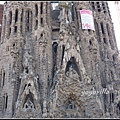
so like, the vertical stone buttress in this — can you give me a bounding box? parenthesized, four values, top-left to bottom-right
(0, 1, 119, 118)
(0, 4, 3, 42)
(51, 1, 104, 118)
(14, 1, 52, 118)
(0, 3, 4, 116)
(0, 1, 53, 118)
(73, 1, 106, 115)
(0, 1, 25, 118)
(31, 1, 53, 117)
(90, 1, 120, 117)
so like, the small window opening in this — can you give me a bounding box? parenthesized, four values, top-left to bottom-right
(27, 11, 29, 31)
(13, 42, 16, 49)
(103, 7, 105, 10)
(103, 38, 107, 44)
(88, 29, 91, 34)
(28, 83, 31, 87)
(100, 22, 105, 34)
(5, 95, 8, 109)
(35, 20, 38, 30)
(102, 3, 105, 6)
(61, 45, 65, 66)
(3, 72, 5, 87)
(35, 4, 38, 17)
(41, 33, 43, 37)
(66, 100, 76, 110)
(75, 7, 78, 20)
(97, 2, 99, 4)
(111, 93, 114, 102)
(112, 55, 115, 61)
(41, 18, 43, 26)
(98, 9, 101, 12)
(8, 28, 11, 36)
(89, 40, 92, 45)
(97, 5, 100, 8)
(9, 11, 12, 25)
(13, 43, 15, 47)
(40, 2, 43, 14)
(103, 9, 106, 14)
(15, 9, 18, 23)
(26, 104, 28, 108)
(25, 67, 29, 74)
(14, 26, 17, 33)
(92, 5, 95, 9)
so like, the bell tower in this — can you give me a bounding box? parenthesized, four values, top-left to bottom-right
(0, 1, 53, 118)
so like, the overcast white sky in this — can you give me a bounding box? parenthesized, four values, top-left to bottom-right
(0, 1, 120, 50)
(108, 1, 120, 50)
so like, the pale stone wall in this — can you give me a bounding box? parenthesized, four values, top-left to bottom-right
(0, 1, 119, 118)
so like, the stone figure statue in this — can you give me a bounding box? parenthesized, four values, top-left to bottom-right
(23, 50, 33, 75)
(66, 65, 79, 81)
(58, 2, 72, 23)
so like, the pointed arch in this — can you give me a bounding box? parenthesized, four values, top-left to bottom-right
(63, 93, 84, 118)
(64, 93, 77, 110)
(65, 100, 76, 110)
(23, 92, 35, 109)
(65, 57, 81, 81)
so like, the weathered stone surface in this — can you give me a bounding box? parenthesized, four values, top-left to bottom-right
(0, 1, 119, 118)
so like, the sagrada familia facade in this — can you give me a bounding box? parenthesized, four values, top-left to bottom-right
(0, 1, 120, 118)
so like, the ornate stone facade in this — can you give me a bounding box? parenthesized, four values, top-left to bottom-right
(0, 4, 4, 41)
(0, 1, 120, 118)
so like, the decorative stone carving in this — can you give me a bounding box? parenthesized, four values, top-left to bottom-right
(66, 66, 80, 83)
(58, 2, 72, 23)
(23, 98, 35, 111)
(0, 1, 119, 119)
(23, 50, 34, 75)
